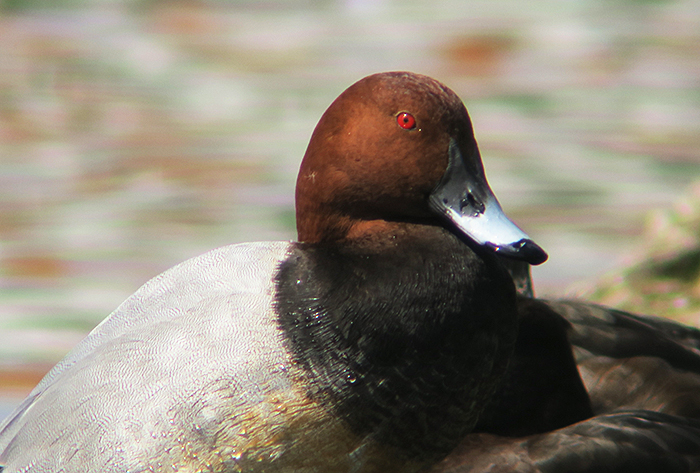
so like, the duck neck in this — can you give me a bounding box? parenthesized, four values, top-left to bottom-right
(274, 223, 518, 462)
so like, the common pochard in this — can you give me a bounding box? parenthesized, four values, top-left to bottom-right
(2, 72, 700, 473)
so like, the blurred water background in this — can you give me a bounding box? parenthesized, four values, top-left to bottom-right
(0, 0, 699, 418)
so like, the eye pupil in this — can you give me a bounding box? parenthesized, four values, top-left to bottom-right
(397, 112, 416, 130)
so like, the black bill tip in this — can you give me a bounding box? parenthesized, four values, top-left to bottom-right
(486, 239, 548, 266)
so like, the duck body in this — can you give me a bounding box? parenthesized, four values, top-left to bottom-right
(0, 228, 515, 472)
(0, 242, 299, 471)
(0, 72, 545, 472)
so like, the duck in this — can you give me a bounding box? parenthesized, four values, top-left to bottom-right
(2, 71, 700, 473)
(0, 71, 547, 472)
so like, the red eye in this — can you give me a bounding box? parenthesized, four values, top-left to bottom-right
(397, 112, 416, 130)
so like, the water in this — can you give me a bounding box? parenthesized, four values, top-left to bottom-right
(0, 0, 699, 410)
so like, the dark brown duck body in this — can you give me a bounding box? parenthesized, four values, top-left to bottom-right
(433, 298, 700, 473)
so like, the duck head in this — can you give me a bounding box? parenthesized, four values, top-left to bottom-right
(296, 71, 547, 266)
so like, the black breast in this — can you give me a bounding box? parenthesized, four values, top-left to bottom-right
(274, 224, 518, 463)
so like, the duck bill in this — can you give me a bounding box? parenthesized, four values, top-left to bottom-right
(428, 139, 548, 266)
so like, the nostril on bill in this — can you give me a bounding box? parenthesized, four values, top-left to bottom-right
(460, 192, 485, 217)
